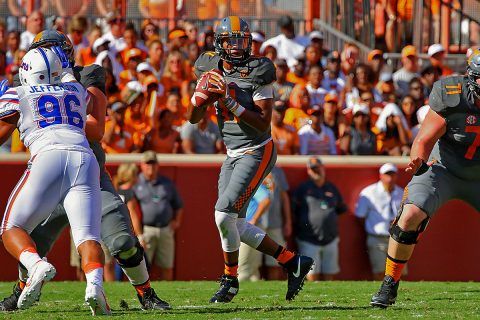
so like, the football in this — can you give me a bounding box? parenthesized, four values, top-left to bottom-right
(192, 70, 223, 108)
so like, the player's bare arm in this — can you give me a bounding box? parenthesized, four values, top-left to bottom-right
(237, 98, 272, 132)
(0, 120, 16, 145)
(406, 109, 446, 174)
(187, 103, 207, 124)
(85, 86, 107, 142)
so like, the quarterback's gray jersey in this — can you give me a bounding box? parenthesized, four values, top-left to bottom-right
(194, 52, 276, 151)
(428, 75, 480, 180)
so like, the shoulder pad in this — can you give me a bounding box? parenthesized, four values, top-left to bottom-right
(193, 52, 221, 78)
(246, 57, 276, 86)
(428, 76, 465, 114)
(75, 65, 106, 94)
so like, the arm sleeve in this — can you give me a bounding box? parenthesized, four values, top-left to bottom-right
(253, 83, 274, 101)
(0, 89, 19, 119)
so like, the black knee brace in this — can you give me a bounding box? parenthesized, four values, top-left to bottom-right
(114, 241, 144, 268)
(390, 217, 429, 245)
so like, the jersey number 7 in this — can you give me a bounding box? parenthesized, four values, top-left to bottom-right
(35, 94, 83, 129)
(465, 125, 480, 159)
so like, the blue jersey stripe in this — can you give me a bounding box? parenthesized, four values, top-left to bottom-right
(0, 110, 18, 119)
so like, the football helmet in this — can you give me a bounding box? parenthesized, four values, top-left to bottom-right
(467, 49, 480, 99)
(214, 16, 252, 65)
(19, 47, 62, 86)
(29, 30, 74, 66)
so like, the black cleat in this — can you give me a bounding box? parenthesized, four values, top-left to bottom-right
(209, 274, 239, 303)
(371, 275, 399, 308)
(283, 255, 314, 301)
(138, 287, 171, 310)
(0, 282, 22, 311)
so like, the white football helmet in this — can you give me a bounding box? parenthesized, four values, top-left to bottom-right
(19, 47, 62, 86)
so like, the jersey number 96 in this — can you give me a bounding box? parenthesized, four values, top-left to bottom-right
(36, 94, 83, 129)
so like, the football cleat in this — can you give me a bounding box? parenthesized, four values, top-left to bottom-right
(137, 287, 171, 310)
(371, 275, 399, 308)
(17, 260, 56, 309)
(283, 255, 314, 301)
(209, 274, 239, 303)
(0, 282, 22, 311)
(85, 282, 112, 316)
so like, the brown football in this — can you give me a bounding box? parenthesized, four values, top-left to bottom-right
(192, 70, 223, 108)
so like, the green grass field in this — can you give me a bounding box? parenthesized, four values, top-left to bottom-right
(0, 280, 479, 319)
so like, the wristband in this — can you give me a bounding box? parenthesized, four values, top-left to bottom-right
(224, 97, 246, 117)
(414, 161, 429, 176)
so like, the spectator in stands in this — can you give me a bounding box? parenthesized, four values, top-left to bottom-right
(76, 25, 102, 66)
(411, 104, 429, 140)
(408, 77, 426, 110)
(181, 111, 222, 154)
(263, 44, 278, 62)
(367, 49, 385, 84)
(251, 31, 265, 56)
(186, 42, 200, 75)
(271, 100, 300, 155)
(54, 0, 91, 17)
(292, 157, 348, 281)
(134, 150, 184, 280)
(139, 0, 170, 22)
(305, 45, 322, 73)
(19, 10, 44, 50)
(140, 19, 159, 45)
(299, 105, 337, 155)
(308, 31, 329, 64)
(340, 43, 360, 77)
(143, 109, 180, 154)
(146, 39, 164, 81)
(286, 56, 307, 86)
(119, 24, 147, 66)
(163, 90, 186, 130)
(323, 93, 345, 139)
(322, 51, 345, 96)
(273, 58, 294, 102)
(67, 15, 89, 53)
(123, 81, 150, 136)
(355, 163, 403, 280)
(376, 72, 396, 104)
(167, 28, 189, 53)
(400, 94, 418, 132)
(119, 48, 144, 90)
(7, 0, 47, 33)
(103, 11, 126, 54)
(184, 21, 198, 45)
(261, 15, 305, 69)
(238, 177, 272, 281)
(419, 64, 440, 98)
(199, 26, 215, 52)
(102, 102, 141, 153)
(284, 84, 311, 130)
(374, 103, 411, 156)
(113, 163, 144, 248)
(6, 31, 20, 66)
(343, 63, 381, 111)
(306, 65, 327, 106)
(340, 103, 377, 155)
(105, 68, 121, 105)
(393, 45, 419, 98)
(161, 50, 191, 97)
(427, 43, 453, 77)
(261, 167, 293, 280)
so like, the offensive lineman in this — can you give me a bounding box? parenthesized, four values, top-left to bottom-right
(0, 31, 170, 311)
(0, 47, 110, 314)
(371, 50, 480, 307)
(189, 16, 314, 303)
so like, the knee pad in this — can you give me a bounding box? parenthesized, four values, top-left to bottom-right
(115, 241, 144, 268)
(105, 233, 136, 257)
(214, 210, 240, 252)
(237, 218, 266, 249)
(390, 207, 430, 245)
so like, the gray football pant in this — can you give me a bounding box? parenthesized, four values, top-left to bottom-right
(215, 140, 277, 217)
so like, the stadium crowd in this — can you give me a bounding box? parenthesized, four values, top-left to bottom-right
(0, 10, 456, 157)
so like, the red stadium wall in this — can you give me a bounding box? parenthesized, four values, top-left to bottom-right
(0, 159, 479, 282)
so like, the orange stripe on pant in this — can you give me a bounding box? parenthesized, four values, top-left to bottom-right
(233, 141, 274, 212)
(2, 170, 31, 233)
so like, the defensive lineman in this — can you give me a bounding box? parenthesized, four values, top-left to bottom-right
(189, 16, 314, 303)
(371, 50, 480, 307)
(0, 47, 110, 315)
(0, 30, 170, 312)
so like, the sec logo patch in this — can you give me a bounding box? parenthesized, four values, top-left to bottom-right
(466, 115, 477, 125)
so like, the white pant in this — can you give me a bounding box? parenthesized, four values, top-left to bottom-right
(1, 149, 101, 248)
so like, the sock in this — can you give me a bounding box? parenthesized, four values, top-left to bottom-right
(122, 258, 150, 286)
(385, 254, 407, 282)
(18, 247, 42, 273)
(224, 262, 238, 277)
(83, 263, 104, 286)
(134, 280, 151, 297)
(274, 246, 295, 265)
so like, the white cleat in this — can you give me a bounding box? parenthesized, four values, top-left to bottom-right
(85, 282, 112, 316)
(17, 260, 56, 309)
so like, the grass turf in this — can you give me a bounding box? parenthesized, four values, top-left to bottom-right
(0, 280, 478, 319)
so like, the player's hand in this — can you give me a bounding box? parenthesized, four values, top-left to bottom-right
(0, 79, 9, 96)
(405, 157, 434, 175)
(207, 71, 228, 98)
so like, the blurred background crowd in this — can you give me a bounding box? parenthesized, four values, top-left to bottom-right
(0, 0, 478, 157)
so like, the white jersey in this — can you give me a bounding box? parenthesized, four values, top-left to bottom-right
(0, 82, 91, 155)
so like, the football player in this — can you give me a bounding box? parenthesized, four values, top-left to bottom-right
(371, 49, 480, 307)
(0, 47, 110, 314)
(189, 16, 314, 303)
(0, 30, 170, 311)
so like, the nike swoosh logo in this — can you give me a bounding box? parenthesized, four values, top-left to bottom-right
(201, 80, 208, 90)
(292, 256, 302, 278)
